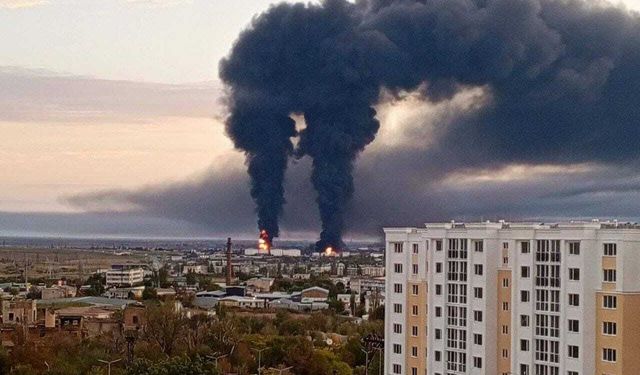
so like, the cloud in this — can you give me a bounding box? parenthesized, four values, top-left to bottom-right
(124, 0, 192, 7)
(0, 66, 223, 122)
(0, 0, 47, 9)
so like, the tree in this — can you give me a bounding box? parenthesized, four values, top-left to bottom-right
(126, 356, 219, 375)
(158, 267, 169, 288)
(370, 305, 384, 321)
(142, 286, 158, 300)
(143, 301, 185, 356)
(185, 271, 197, 286)
(328, 298, 345, 314)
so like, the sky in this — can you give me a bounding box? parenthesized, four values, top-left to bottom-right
(3, 0, 640, 240)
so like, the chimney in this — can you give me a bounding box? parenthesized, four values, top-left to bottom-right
(225, 237, 233, 286)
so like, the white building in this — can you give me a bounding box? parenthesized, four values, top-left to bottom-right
(384, 220, 640, 375)
(106, 266, 144, 287)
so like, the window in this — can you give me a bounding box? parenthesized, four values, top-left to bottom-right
(521, 315, 530, 327)
(412, 243, 419, 254)
(603, 321, 617, 335)
(393, 324, 402, 334)
(435, 306, 442, 317)
(568, 345, 579, 359)
(569, 268, 580, 280)
(435, 328, 441, 340)
(473, 357, 482, 368)
(392, 364, 402, 374)
(502, 325, 509, 334)
(411, 284, 418, 295)
(474, 334, 483, 345)
(393, 243, 403, 253)
(503, 302, 510, 311)
(569, 293, 580, 306)
(502, 349, 509, 358)
(521, 266, 530, 278)
(521, 290, 530, 302)
(393, 303, 402, 313)
(502, 278, 510, 288)
(436, 240, 442, 251)
(521, 339, 530, 351)
(436, 262, 442, 273)
(411, 326, 418, 336)
(435, 284, 442, 295)
(503, 242, 509, 249)
(603, 348, 617, 362)
(412, 305, 418, 315)
(412, 264, 419, 274)
(394, 263, 403, 273)
(568, 372, 578, 375)
(603, 269, 617, 283)
(393, 343, 402, 354)
(569, 242, 580, 255)
(474, 287, 483, 299)
(521, 241, 530, 254)
(474, 310, 483, 322)
(604, 243, 617, 256)
(394, 283, 403, 294)
(520, 364, 530, 375)
(411, 346, 418, 357)
(603, 295, 617, 309)
(435, 351, 441, 361)
(568, 319, 579, 333)
(474, 264, 483, 276)
(474, 241, 484, 252)
(411, 368, 417, 375)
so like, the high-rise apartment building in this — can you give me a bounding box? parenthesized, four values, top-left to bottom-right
(384, 220, 640, 375)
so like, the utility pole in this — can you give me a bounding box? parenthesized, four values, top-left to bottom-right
(207, 353, 228, 369)
(97, 359, 121, 375)
(361, 348, 370, 375)
(252, 347, 267, 375)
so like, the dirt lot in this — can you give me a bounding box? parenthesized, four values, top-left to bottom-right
(0, 247, 147, 280)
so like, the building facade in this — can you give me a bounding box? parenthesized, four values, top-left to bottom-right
(384, 221, 640, 375)
(105, 266, 144, 287)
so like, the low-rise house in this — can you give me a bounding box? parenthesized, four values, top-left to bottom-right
(1, 300, 37, 325)
(182, 264, 207, 274)
(299, 287, 329, 302)
(337, 294, 354, 313)
(123, 304, 145, 331)
(359, 265, 385, 277)
(269, 298, 329, 312)
(42, 285, 77, 300)
(103, 286, 144, 299)
(292, 273, 311, 280)
(218, 296, 266, 309)
(245, 277, 274, 293)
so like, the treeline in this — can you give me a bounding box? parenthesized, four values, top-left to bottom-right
(1, 302, 384, 375)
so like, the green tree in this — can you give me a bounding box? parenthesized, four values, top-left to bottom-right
(126, 356, 219, 375)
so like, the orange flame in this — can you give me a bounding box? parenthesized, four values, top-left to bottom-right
(324, 246, 336, 256)
(258, 229, 271, 253)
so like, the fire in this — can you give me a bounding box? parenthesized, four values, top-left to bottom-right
(324, 246, 336, 256)
(258, 229, 271, 254)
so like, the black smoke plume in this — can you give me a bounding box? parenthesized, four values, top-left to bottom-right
(220, 0, 640, 250)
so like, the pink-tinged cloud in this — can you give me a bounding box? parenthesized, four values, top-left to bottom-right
(0, 0, 47, 9)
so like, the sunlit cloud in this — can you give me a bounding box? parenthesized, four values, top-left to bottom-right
(124, 0, 192, 7)
(0, 0, 47, 9)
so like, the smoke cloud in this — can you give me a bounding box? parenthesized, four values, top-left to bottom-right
(219, 0, 640, 250)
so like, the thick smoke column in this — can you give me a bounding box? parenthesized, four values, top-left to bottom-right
(220, 0, 640, 250)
